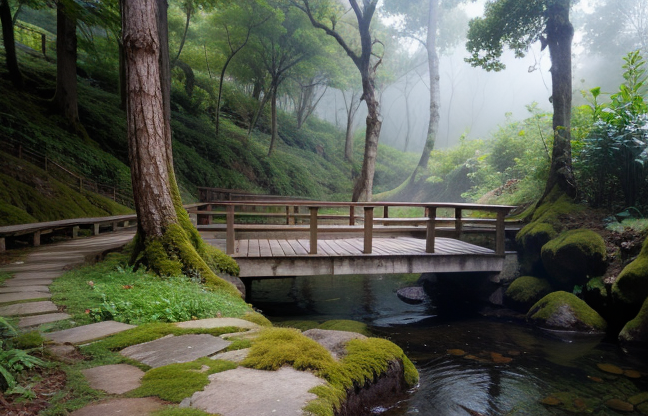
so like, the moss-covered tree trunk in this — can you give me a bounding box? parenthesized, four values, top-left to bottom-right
(0, 0, 23, 89)
(122, 0, 240, 296)
(538, 0, 577, 204)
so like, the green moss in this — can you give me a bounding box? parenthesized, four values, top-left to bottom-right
(11, 331, 45, 349)
(241, 311, 273, 327)
(619, 296, 648, 344)
(613, 238, 648, 307)
(505, 276, 552, 310)
(129, 358, 236, 403)
(243, 328, 418, 416)
(152, 407, 216, 416)
(541, 229, 607, 286)
(516, 221, 558, 248)
(317, 320, 372, 337)
(527, 291, 607, 332)
(275, 320, 320, 331)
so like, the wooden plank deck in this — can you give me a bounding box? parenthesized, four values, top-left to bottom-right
(203, 236, 504, 278)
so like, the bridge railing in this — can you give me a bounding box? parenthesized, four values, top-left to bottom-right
(187, 201, 516, 256)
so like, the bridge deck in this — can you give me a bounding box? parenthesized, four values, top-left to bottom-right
(204, 236, 504, 278)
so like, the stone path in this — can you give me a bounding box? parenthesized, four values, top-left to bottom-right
(0, 231, 135, 328)
(0, 230, 339, 416)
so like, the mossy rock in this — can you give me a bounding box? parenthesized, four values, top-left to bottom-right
(317, 320, 371, 337)
(613, 239, 648, 308)
(505, 276, 553, 312)
(516, 222, 557, 274)
(527, 291, 607, 333)
(619, 297, 648, 346)
(541, 229, 607, 288)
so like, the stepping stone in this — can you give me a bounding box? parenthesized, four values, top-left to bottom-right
(69, 397, 164, 416)
(212, 348, 250, 364)
(0, 285, 50, 293)
(0, 300, 59, 316)
(0, 262, 74, 272)
(3, 278, 54, 286)
(0, 291, 51, 303)
(188, 367, 325, 416)
(303, 329, 367, 360)
(45, 321, 136, 344)
(175, 317, 260, 330)
(11, 271, 64, 280)
(18, 312, 71, 328)
(81, 364, 145, 394)
(120, 334, 231, 368)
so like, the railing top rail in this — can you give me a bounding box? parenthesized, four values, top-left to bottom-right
(192, 200, 516, 211)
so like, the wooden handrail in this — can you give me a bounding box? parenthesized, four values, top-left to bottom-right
(189, 201, 515, 256)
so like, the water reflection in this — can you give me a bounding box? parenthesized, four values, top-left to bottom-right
(249, 274, 648, 416)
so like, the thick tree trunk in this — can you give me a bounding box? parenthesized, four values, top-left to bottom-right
(539, 0, 577, 203)
(123, 0, 177, 239)
(0, 0, 23, 89)
(118, 40, 127, 110)
(53, 0, 80, 128)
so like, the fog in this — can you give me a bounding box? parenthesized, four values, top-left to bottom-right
(313, 0, 637, 154)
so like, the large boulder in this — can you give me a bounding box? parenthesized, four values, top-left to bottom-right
(527, 291, 607, 333)
(541, 229, 607, 288)
(516, 222, 557, 275)
(505, 276, 553, 312)
(619, 297, 648, 346)
(613, 239, 648, 309)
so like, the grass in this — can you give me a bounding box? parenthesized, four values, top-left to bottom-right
(606, 218, 648, 233)
(49, 252, 252, 325)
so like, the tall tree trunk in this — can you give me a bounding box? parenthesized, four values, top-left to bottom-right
(118, 39, 127, 110)
(268, 83, 278, 156)
(0, 0, 23, 89)
(343, 90, 360, 163)
(53, 0, 80, 128)
(539, 0, 576, 203)
(417, 0, 440, 172)
(123, 0, 241, 295)
(352, 76, 381, 201)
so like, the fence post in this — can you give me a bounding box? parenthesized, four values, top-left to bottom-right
(363, 207, 374, 254)
(496, 210, 506, 256)
(455, 207, 463, 239)
(309, 207, 319, 254)
(226, 205, 235, 255)
(426, 207, 437, 253)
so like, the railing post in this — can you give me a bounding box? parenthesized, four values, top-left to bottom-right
(286, 206, 291, 225)
(33, 231, 40, 247)
(349, 205, 355, 226)
(384, 206, 389, 218)
(206, 204, 213, 225)
(455, 207, 463, 239)
(226, 205, 235, 255)
(0, 237, 5, 253)
(72, 226, 79, 238)
(309, 207, 319, 254)
(93, 223, 100, 236)
(496, 209, 506, 255)
(363, 206, 374, 254)
(426, 207, 437, 253)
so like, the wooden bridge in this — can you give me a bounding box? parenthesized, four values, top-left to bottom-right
(189, 200, 517, 278)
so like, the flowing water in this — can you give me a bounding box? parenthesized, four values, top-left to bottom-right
(248, 274, 648, 416)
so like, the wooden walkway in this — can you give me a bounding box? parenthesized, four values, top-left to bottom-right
(203, 236, 504, 278)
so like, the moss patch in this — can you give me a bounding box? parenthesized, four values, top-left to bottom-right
(527, 291, 607, 332)
(129, 358, 237, 403)
(10, 331, 45, 349)
(241, 311, 273, 327)
(541, 229, 607, 287)
(243, 328, 418, 416)
(613, 238, 648, 307)
(619, 296, 648, 345)
(505, 276, 552, 312)
(152, 407, 216, 416)
(316, 320, 372, 336)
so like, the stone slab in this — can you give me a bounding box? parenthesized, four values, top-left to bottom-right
(0, 300, 59, 316)
(212, 348, 250, 364)
(175, 317, 259, 330)
(45, 321, 136, 344)
(11, 271, 64, 280)
(18, 312, 71, 328)
(3, 278, 54, 286)
(0, 285, 50, 293)
(303, 329, 367, 360)
(69, 397, 164, 416)
(81, 364, 145, 394)
(0, 262, 75, 272)
(188, 366, 324, 416)
(120, 334, 231, 368)
(0, 291, 51, 303)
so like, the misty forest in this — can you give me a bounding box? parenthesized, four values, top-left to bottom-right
(1, 0, 648, 415)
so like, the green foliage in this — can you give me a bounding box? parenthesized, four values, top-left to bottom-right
(129, 358, 237, 403)
(50, 252, 251, 326)
(576, 51, 648, 209)
(0, 318, 47, 392)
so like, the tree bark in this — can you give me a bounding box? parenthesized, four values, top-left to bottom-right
(268, 83, 278, 155)
(343, 90, 360, 162)
(0, 0, 23, 89)
(53, 0, 80, 128)
(419, 0, 440, 170)
(539, 0, 577, 202)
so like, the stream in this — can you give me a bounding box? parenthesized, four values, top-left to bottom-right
(248, 273, 648, 416)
